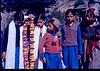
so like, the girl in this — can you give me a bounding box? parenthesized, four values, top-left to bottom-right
(34, 14, 47, 69)
(83, 8, 100, 68)
(61, 9, 83, 69)
(39, 18, 63, 69)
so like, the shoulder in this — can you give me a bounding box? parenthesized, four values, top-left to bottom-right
(42, 33, 51, 40)
(60, 24, 64, 27)
(34, 26, 39, 31)
(44, 32, 50, 36)
(60, 24, 65, 30)
(35, 26, 38, 29)
(95, 23, 100, 29)
(43, 25, 47, 29)
(77, 24, 81, 29)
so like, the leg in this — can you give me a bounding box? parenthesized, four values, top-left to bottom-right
(45, 53, 62, 69)
(0, 57, 3, 69)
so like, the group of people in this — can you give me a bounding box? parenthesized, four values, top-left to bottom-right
(0, 6, 100, 69)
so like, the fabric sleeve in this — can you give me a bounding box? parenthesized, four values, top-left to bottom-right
(2, 26, 9, 52)
(60, 25, 65, 47)
(77, 25, 83, 55)
(39, 33, 47, 59)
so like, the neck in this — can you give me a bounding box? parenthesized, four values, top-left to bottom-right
(89, 22, 96, 27)
(69, 22, 74, 26)
(38, 25, 44, 29)
(66, 21, 74, 27)
(48, 30, 56, 36)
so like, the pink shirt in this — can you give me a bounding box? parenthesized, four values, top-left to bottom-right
(39, 32, 62, 54)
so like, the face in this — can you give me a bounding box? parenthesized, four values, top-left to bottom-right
(86, 16, 94, 21)
(66, 12, 75, 24)
(97, 40, 100, 48)
(47, 23, 54, 32)
(86, 17, 96, 25)
(37, 19, 45, 28)
(15, 20, 21, 27)
(86, 13, 96, 25)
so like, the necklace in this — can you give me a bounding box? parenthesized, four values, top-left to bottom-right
(23, 17, 35, 69)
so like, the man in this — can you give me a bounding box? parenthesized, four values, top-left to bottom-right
(1, 12, 24, 69)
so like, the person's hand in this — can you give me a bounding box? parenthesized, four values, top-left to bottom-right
(60, 52, 63, 59)
(89, 57, 92, 62)
(1, 52, 6, 60)
(43, 57, 46, 63)
(78, 54, 81, 60)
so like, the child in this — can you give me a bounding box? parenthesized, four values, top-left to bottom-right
(61, 9, 83, 69)
(39, 18, 63, 69)
(83, 8, 100, 68)
(34, 14, 47, 69)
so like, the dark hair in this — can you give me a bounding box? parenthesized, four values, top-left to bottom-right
(14, 12, 24, 25)
(14, 12, 24, 21)
(86, 12, 96, 19)
(48, 19, 59, 32)
(35, 14, 46, 26)
(48, 19, 55, 27)
(37, 14, 46, 21)
(65, 9, 76, 18)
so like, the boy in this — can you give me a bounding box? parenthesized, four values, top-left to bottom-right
(39, 18, 63, 69)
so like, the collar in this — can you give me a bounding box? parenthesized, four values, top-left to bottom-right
(48, 31, 56, 36)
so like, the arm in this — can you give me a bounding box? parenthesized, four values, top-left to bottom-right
(55, 27, 62, 38)
(77, 26, 83, 55)
(52, 26, 62, 45)
(1, 26, 9, 60)
(2, 26, 9, 52)
(60, 25, 65, 47)
(39, 33, 47, 60)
